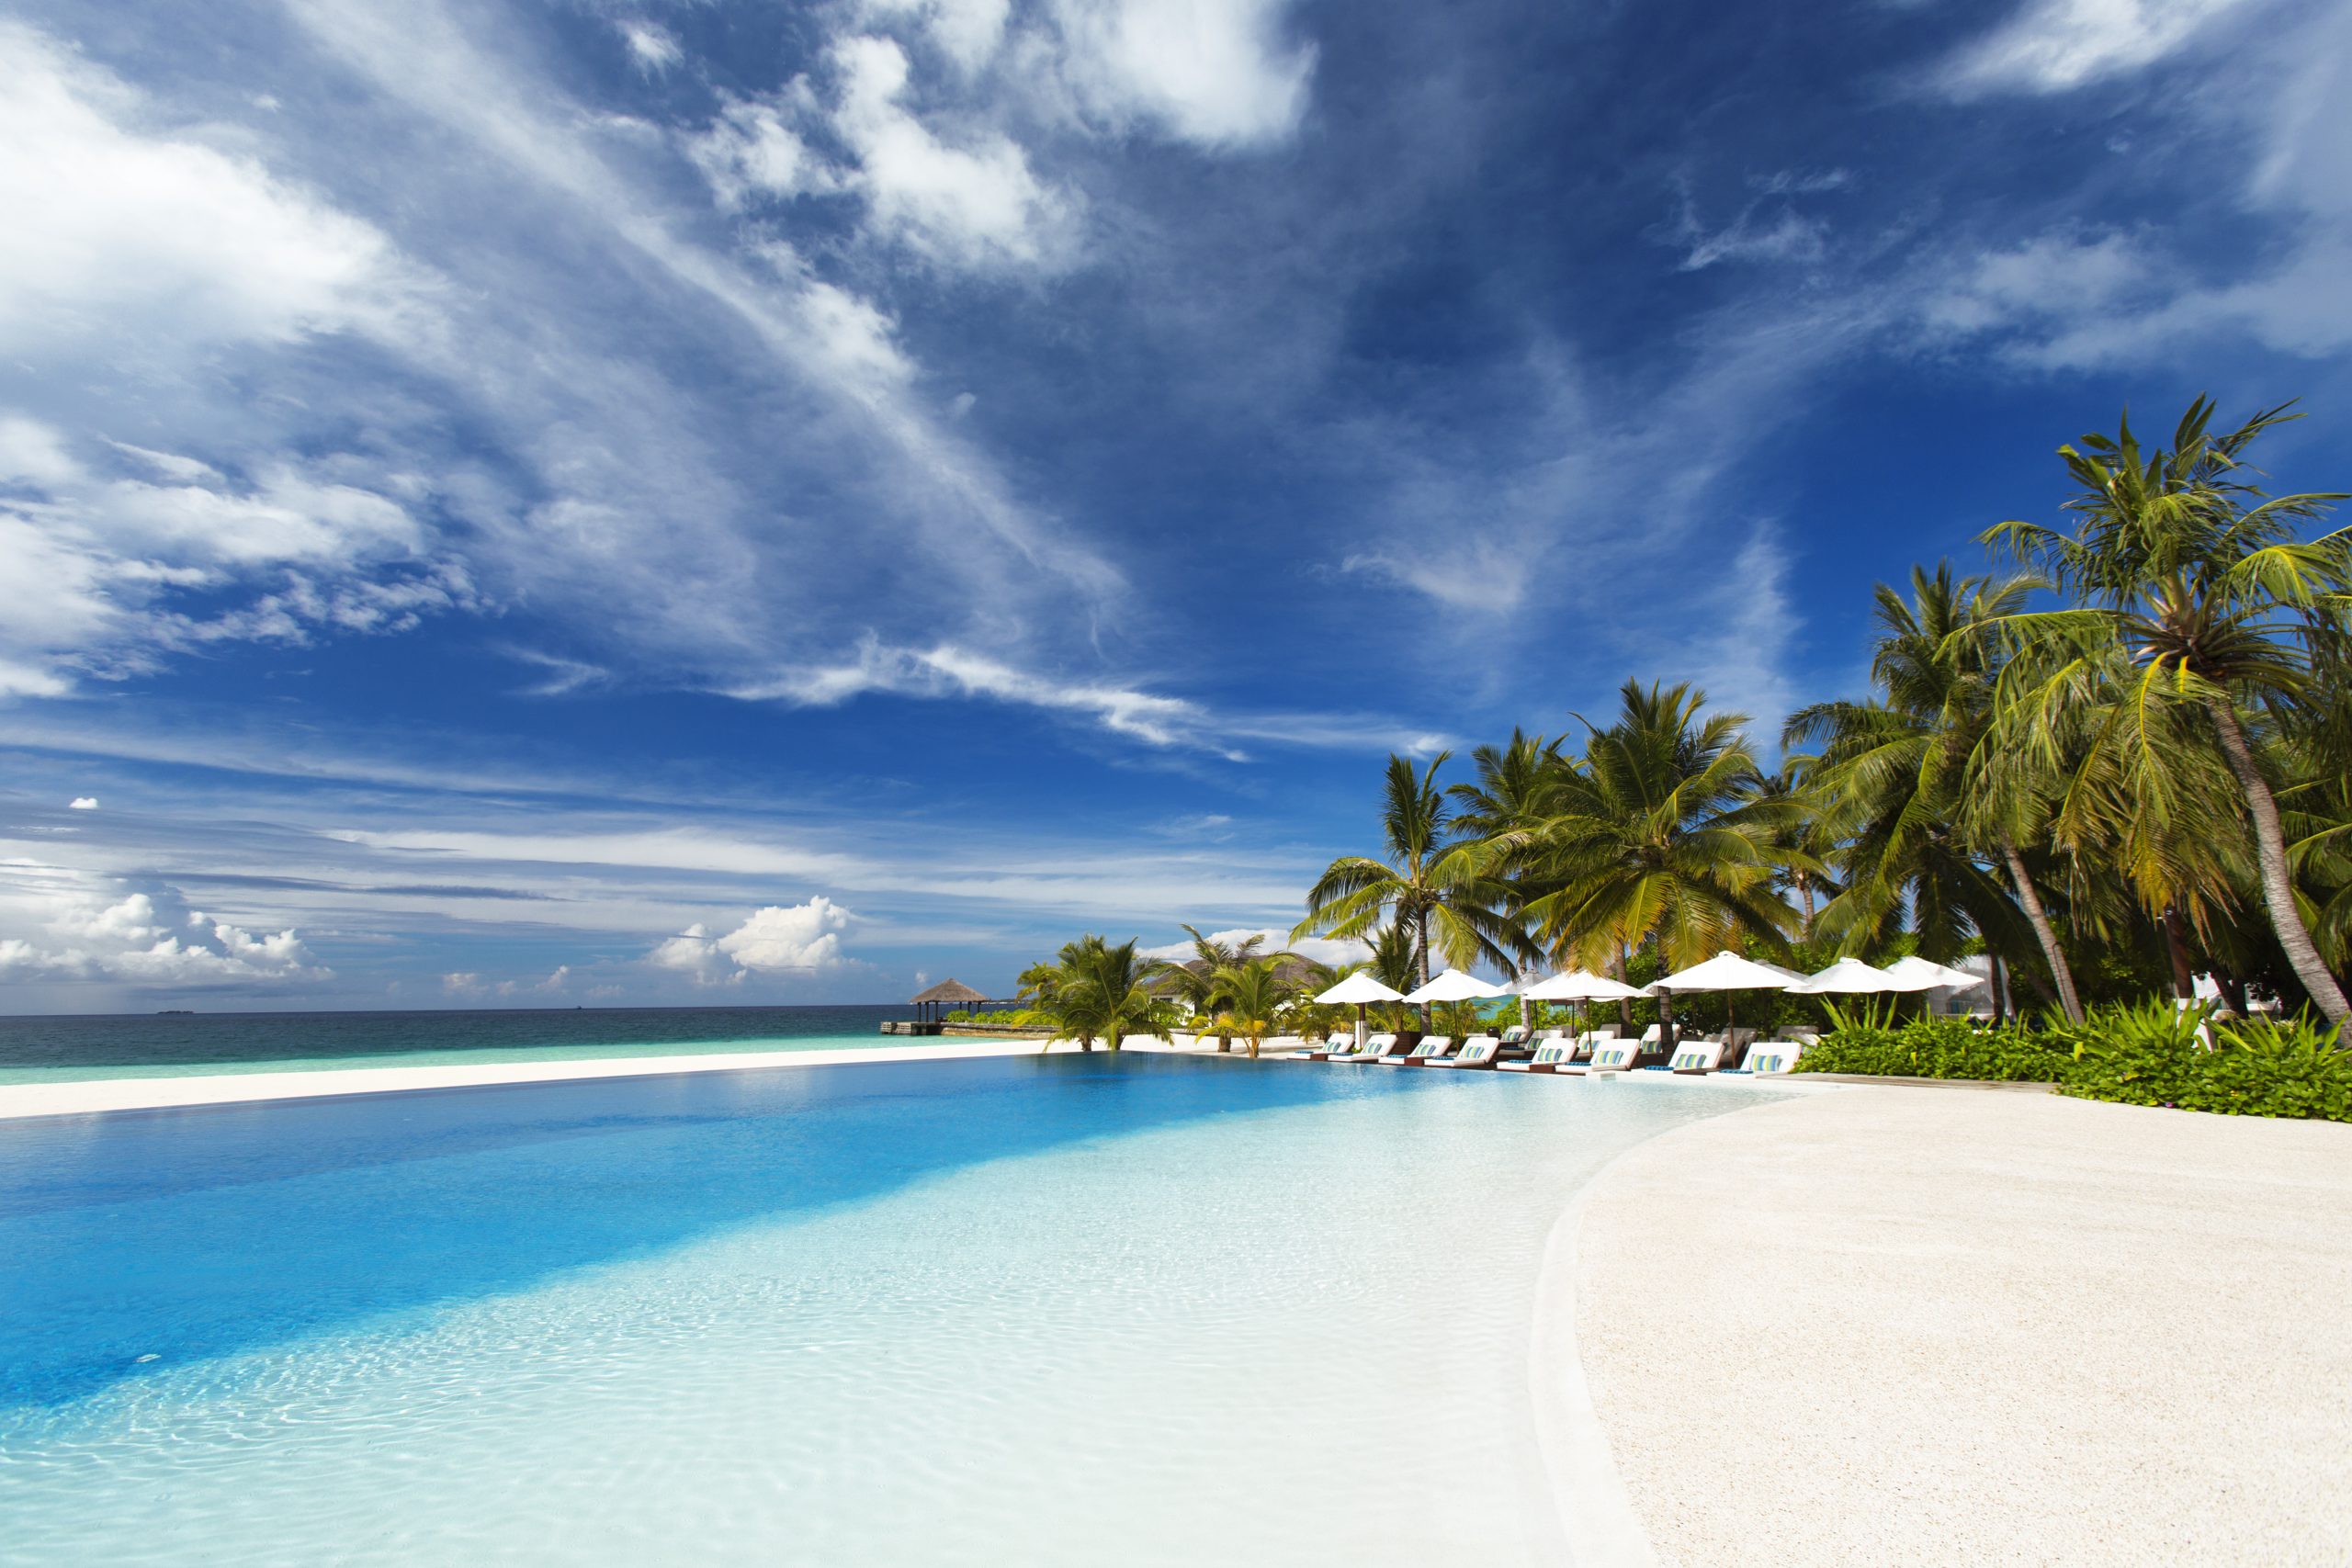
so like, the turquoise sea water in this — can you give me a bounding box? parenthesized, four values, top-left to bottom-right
(0, 1054, 1780, 1565)
(0, 1004, 920, 1084)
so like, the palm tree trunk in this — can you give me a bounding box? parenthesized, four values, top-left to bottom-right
(2161, 908, 2197, 1003)
(1415, 906, 1432, 1031)
(1798, 874, 1816, 934)
(1999, 837, 2084, 1023)
(2205, 696, 2351, 1031)
(1614, 943, 1633, 1033)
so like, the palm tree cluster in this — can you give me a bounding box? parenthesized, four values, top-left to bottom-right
(1016, 926, 1330, 1057)
(1292, 399, 2352, 1037)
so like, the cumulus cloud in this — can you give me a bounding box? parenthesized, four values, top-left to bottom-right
(830, 34, 1080, 272)
(68, 797, 97, 810)
(867, 0, 1012, 72)
(1045, 0, 1316, 148)
(685, 88, 841, 211)
(0, 865, 322, 986)
(0, 21, 428, 359)
(648, 898, 856, 984)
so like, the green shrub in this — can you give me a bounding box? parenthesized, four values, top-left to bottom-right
(1793, 1016, 2074, 1083)
(2060, 1003, 2352, 1122)
(1796, 999, 2352, 1122)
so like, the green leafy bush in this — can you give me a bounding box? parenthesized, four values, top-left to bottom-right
(1796, 1000, 2352, 1122)
(1793, 1016, 2075, 1083)
(2059, 1004, 2352, 1121)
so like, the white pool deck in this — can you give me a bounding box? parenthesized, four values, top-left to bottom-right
(5, 1035, 2342, 1564)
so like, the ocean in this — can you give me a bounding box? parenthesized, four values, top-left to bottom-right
(0, 1004, 920, 1085)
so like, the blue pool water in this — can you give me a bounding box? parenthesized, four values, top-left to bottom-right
(0, 1055, 1779, 1565)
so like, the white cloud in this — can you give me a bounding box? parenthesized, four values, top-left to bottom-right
(868, 0, 1013, 71)
(1939, 0, 2260, 96)
(1668, 524, 1803, 735)
(1046, 0, 1316, 148)
(0, 414, 456, 694)
(0, 864, 322, 985)
(1919, 231, 2152, 340)
(739, 637, 1234, 751)
(686, 90, 839, 210)
(0, 415, 82, 487)
(1678, 209, 1826, 273)
(648, 898, 855, 983)
(739, 637, 1453, 757)
(0, 21, 427, 358)
(619, 21, 683, 73)
(830, 34, 1080, 273)
(1139, 925, 1367, 966)
(68, 797, 97, 810)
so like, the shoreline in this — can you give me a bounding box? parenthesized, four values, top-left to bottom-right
(0, 1034, 1842, 1122)
(0, 1034, 1179, 1121)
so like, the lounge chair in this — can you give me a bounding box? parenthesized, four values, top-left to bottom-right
(1668, 1039, 1724, 1075)
(1300, 1031, 1390, 1062)
(1498, 1040, 1570, 1073)
(1428, 1034, 1501, 1069)
(1382, 1034, 1454, 1066)
(1588, 1041, 1640, 1076)
(1741, 1041, 1805, 1075)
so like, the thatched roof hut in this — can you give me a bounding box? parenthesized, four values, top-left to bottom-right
(910, 977, 991, 1021)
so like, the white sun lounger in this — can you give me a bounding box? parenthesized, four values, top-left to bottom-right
(1296, 1032, 1392, 1062)
(1588, 1042, 1640, 1076)
(1381, 1034, 1454, 1066)
(1668, 1040, 1724, 1075)
(1427, 1034, 1500, 1068)
(1500, 1039, 1577, 1074)
(1740, 1041, 1805, 1075)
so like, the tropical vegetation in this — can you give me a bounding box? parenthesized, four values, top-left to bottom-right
(1009, 398, 2352, 1116)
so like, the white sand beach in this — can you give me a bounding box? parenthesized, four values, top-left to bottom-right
(0, 1032, 1266, 1121)
(1569, 1086, 2352, 1565)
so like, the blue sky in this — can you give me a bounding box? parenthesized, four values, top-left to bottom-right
(3, 0, 2350, 1012)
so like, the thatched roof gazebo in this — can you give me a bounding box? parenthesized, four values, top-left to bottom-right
(909, 978, 990, 1024)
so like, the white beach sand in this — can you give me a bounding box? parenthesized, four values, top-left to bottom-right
(1571, 1086, 2352, 1566)
(0, 1032, 1276, 1121)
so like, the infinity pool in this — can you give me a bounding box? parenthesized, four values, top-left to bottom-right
(0, 1054, 1776, 1565)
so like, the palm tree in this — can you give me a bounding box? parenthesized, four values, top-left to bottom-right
(1755, 756, 1837, 935)
(1446, 729, 1567, 1025)
(1204, 955, 1304, 1058)
(1021, 935, 1180, 1051)
(1786, 565, 2084, 1020)
(1984, 398, 2352, 1027)
(1293, 752, 1527, 1022)
(1525, 682, 1803, 985)
(1147, 924, 1283, 1053)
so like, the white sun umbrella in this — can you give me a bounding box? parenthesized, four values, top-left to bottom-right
(1785, 957, 1937, 995)
(1883, 955, 1986, 991)
(1649, 950, 1799, 1042)
(1315, 971, 1406, 1047)
(1522, 969, 1645, 1036)
(1401, 968, 1510, 1004)
(1401, 968, 1510, 1040)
